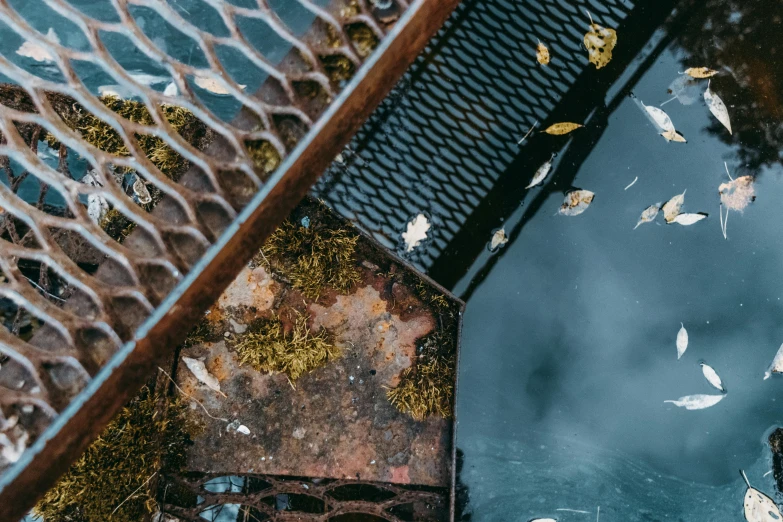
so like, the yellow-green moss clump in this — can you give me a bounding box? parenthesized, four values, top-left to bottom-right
(246, 139, 281, 176)
(233, 314, 339, 381)
(34, 387, 192, 522)
(98, 208, 136, 243)
(257, 219, 360, 300)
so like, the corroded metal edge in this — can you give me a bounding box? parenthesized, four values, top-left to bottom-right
(0, 0, 463, 519)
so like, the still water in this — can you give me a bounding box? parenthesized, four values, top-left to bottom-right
(454, 1, 783, 520)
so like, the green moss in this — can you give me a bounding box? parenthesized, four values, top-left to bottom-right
(257, 219, 360, 300)
(246, 139, 281, 176)
(98, 208, 136, 243)
(34, 387, 192, 522)
(232, 313, 339, 381)
(182, 319, 213, 348)
(347, 23, 379, 58)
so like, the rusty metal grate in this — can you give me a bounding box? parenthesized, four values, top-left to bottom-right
(160, 472, 449, 521)
(0, 0, 460, 519)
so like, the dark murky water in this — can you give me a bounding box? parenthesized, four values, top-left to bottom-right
(454, 1, 783, 520)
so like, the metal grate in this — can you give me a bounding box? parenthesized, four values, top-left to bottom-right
(161, 472, 449, 521)
(0, 0, 461, 519)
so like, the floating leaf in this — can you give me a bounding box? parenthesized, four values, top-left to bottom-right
(634, 203, 660, 229)
(661, 129, 687, 143)
(701, 363, 725, 392)
(643, 103, 675, 132)
(490, 228, 508, 252)
(662, 191, 686, 223)
(182, 356, 225, 396)
(16, 28, 58, 63)
(584, 21, 617, 69)
(544, 122, 583, 135)
(664, 394, 724, 410)
(705, 84, 732, 134)
(526, 155, 554, 189)
(402, 214, 431, 252)
(685, 67, 719, 78)
(677, 322, 688, 360)
(667, 75, 701, 106)
(719, 176, 755, 211)
(558, 190, 594, 216)
(742, 470, 782, 522)
(536, 41, 550, 65)
(764, 343, 783, 380)
(194, 76, 246, 95)
(673, 212, 707, 225)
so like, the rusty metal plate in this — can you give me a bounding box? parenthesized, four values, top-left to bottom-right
(0, 0, 461, 519)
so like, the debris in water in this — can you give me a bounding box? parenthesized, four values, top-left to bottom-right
(643, 103, 675, 132)
(741, 469, 782, 521)
(764, 343, 783, 380)
(672, 212, 707, 225)
(701, 363, 725, 392)
(664, 394, 725, 410)
(518, 120, 538, 144)
(684, 67, 719, 78)
(402, 214, 431, 252)
(661, 129, 687, 142)
(584, 11, 617, 69)
(526, 154, 554, 189)
(665, 75, 701, 106)
(194, 76, 246, 95)
(490, 228, 509, 252)
(544, 122, 583, 135)
(624, 177, 638, 190)
(634, 203, 661, 229)
(704, 82, 732, 134)
(537, 41, 550, 65)
(16, 28, 58, 62)
(719, 176, 755, 211)
(677, 323, 688, 360)
(558, 190, 595, 216)
(182, 357, 226, 397)
(663, 190, 686, 223)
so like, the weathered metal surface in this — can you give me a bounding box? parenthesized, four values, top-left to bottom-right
(173, 198, 462, 491)
(0, 0, 463, 518)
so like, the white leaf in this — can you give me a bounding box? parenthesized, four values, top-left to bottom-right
(672, 212, 707, 225)
(164, 82, 178, 96)
(743, 473, 782, 522)
(489, 228, 508, 252)
(676, 322, 688, 359)
(704, 84, 732, 134)
(764, 343, 783, 380)
(133, 177, 152, 205)
(643, 102, 675, 132)
(634, 203, 660, 229)
(0, 431, 27, 465)
(558, 190, 595, 216)
(182, 356, 224, 396)
(662, 190, 686, 223)
(237, 425, 251, 435)
(194, 76, 246, 95)
(526, 155, 554, 189)
(87, 194, 109, 222)
(701, 363, 725, 392)
(16, 28, 58, 62)
(402, 214, 431, 252)
(664, 394, 724, 410)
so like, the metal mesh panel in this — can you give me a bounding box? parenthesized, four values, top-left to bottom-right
(161, 473, 449, 522)
(314, 0, 634, 271)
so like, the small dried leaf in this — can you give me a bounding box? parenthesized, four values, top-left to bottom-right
(489, 228, 508, 252)
(684, 67, 719, 78)
(661, 129, 687, 142)
(744, 484, 782, 521)
(643, 103, 675, 132)
(402, 214, 431, 252)
(705, 85, 732, 134)
(668, 75, 701, 105)
(544, 122, 583, 135)
(237, 425, 251, 435)
(701, 363, 725, 392)
(673, 212, 707, 225)
(584, 23, 617, 69)
(764, 343, 783, 380)
(664, 394, 724, 410)
(558, 190, 595, 216)
(719, 176, 755, 211)
(182, 356, 224, 396)
(662, 191, 686, 223)
(536, 41, 550, 65)
(634, 203, 661, 229)
(133, 177, 152, 205)
(526, 155, 554, 189)
(676, 322, 688, 359)
(194, 76, 247, 95)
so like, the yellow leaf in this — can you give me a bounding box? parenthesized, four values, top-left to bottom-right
(684, 67, 718, 78)
(584, 23, 617, 69)
(544, 122, 583, 135)
(661, 129, 687, 142)
(536, 41, 550, 65)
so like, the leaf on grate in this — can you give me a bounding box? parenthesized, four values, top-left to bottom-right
(664, 394, 725, 410)
(662, 190, 686, 223)
(489, 228, 508, 252)
(526, 154, 554, 189)
(634, 203, 661, 229)
(558, 190, 594, 216)
(764, 343, 783, 380)
(182, 357, 225, 397)
(676, 322, 688, 360)
(719, 176, 755, 211)
(536, 41, 550, 65)
(701, 363, 725, 392)
(544, 122, 583, 135)
(705, 82, 732, 134)
(742, 470, 782, 521)
(672, 212, 707, 225)
(685, 67, 719, 78)
(584, 12, 617, 69)
(403, 214, 431, 252)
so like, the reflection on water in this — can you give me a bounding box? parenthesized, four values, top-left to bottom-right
(456, 0, 783, 520)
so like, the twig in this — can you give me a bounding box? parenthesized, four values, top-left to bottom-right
(24, 277, 66, 302)
(556, 508, 590, 514)
(660, 96, 678, 107)
(596, 506, 600, 522)
(586, 9, 594, 24)
(719, 204, 728, 240)
(517, 120, 538, 145)
(157, 367, 229, 423)
(624, 176, 638, 190)
(741, 469, 752, 488)
(111, 472, 157, 515)
(724, 161, 733, 180)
